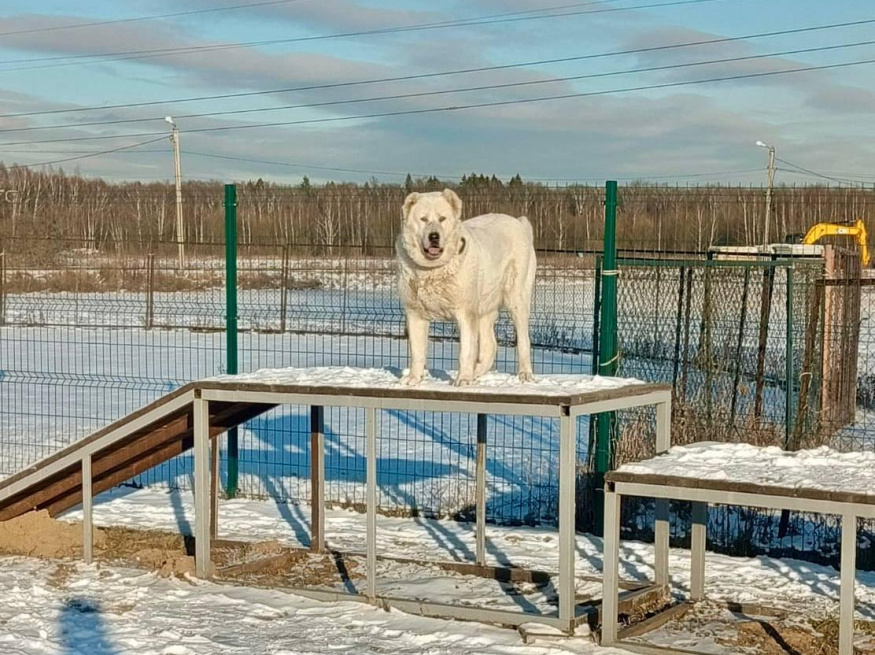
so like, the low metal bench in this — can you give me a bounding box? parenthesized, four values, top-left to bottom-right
(600, 442, 872, 655)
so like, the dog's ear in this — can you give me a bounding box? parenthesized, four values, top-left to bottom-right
(442, 188, 462, 220)
(402, 192, 419, 220)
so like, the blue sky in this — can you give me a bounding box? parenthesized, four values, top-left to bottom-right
(0, 0, 873, 185)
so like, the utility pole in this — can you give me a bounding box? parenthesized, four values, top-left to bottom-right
(166, 116, 185, 268)
(756, 140, 776, 245)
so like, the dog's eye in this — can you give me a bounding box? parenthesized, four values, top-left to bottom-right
(420, 217, 427, 222)
(438, 216, 447, 222)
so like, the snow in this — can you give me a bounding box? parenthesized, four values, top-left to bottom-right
(1, 485, 870, 654)
(207, 365, 644, 397)
(618, 442, 875, 497)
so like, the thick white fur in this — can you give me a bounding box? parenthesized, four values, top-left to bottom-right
(395, 188, 536, 386)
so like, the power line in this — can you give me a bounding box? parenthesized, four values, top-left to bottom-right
(2, 55, 873, 148)
(3, 16, 870, 120)
(5, 39, 874, 134)
(184, 150, 767, 181)
(0, 0, 313, 39)
(777, 157, 871, 186)
(3, 136, 168, 170)
(0, 0, 724, 73)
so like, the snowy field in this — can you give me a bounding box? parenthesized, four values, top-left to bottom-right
(1, 486, 872, 654)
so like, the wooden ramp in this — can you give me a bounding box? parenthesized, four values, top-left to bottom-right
(0, 385, 276, 522)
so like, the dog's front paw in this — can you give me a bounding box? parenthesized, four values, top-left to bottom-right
(454, 376, 473, 387)
(400, 373, 422, 386)
(518, 371, 535, 383)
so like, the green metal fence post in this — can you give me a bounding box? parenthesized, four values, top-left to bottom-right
(224, 183, 239, 498)
(594, 180, 619, 534)
(785, 265, 795, 448)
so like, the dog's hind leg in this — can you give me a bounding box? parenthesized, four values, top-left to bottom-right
(474, 310, 498, 379)
(507, 262, 536, 382)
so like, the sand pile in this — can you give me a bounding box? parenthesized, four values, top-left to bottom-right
(0, 510, 106, 558)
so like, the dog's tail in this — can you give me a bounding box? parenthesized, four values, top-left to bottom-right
(518, 215, 534, 244)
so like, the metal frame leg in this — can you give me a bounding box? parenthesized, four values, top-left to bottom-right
(475, 414, 487, 567)
(311, 406, 325, 553)
(601, 487, 621, 646)
(654, 499, 670, 589)
(366, 407, 377, 601)
(654, 399, 671, 589)
(839, 513, 857, 655)
(193, 397, 212, 578)
(558, 410, 576, 631)
(690, 501, 706, 601)
(210, 436, 219, 540)
(82, 455, 93, 564)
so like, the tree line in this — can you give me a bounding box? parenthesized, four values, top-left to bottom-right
(1, 164, 873, 261)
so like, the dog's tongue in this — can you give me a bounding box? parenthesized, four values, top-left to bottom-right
(427, 246, 441, 256)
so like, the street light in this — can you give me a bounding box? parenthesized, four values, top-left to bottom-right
(755, 140, 776, 245)
(167, 116, 185, 268)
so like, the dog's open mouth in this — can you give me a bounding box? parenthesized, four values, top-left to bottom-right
(423, 246, 443, 260)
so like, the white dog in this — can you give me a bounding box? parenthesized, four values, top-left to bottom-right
(395, 189, 536, 386)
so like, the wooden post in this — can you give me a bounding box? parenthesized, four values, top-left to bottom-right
(671, 267, 685, 388)
(279, 244, 289, 333)
(310, 406, 325, 553)
(0, 250, 6, 327)
(193, 397, 212, 578)
(754, 262, 776, 420)
(729, 267, 751, 427)
(145, 253, 155, 330)
(475, 414, 487, 567)
(82, 455, 93, 564)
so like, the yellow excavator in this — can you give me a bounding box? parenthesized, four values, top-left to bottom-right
(794, 219, 870, 267)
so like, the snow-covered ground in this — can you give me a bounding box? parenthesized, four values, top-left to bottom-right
(1, 486, 870, 654)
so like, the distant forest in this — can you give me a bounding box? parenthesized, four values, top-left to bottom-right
(1, 165, 873, 257)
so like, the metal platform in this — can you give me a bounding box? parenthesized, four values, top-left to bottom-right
(0, 368, 672, 634)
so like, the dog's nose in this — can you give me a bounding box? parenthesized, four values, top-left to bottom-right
(428, 232, 440, 244)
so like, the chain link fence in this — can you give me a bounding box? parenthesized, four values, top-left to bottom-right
(3, 182, 875, 563)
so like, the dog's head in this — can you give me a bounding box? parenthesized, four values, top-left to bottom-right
(399, 189, 463, 268)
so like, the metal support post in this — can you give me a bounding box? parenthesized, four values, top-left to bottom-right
(193, 396, 212, 578)
(839, 514, 857, 655)
(224, 184, 239, 497)
(690, 502, 707, 601)
(366, 406, 377, 601)
(654, 398, 671, 588)
(210, 437, 219, 540)
(601, 487, 621, 646)
(595, 180, 619, 535)
(558, 409, 576, 630)
(82, 455, 93, 564)
(311, 406, 325, 553)
(475, 414, 487, 567)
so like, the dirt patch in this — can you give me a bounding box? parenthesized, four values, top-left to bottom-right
(0, 514, 357, 588)
(0, 510, 106, 558)
(218, 549, 363, 590)
(634, 600, 875, 655)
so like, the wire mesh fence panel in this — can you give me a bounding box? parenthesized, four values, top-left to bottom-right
(228, 183, 598, 524)
(0, 236, 227, 484)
